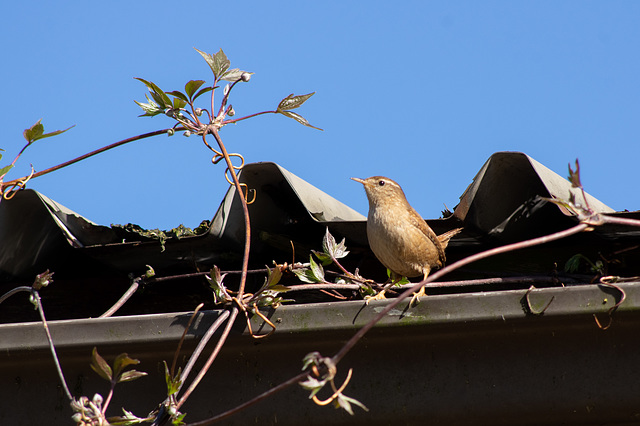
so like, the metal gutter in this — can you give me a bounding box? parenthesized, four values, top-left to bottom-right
(2, 281, 640, 425)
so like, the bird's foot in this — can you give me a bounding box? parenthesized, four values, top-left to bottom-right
(409, 286, 426, 307)
(364, 290, 388, 305)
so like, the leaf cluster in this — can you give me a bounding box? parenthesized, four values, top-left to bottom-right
(90, 347, 147, 385)
(111, 221, 210, 252)
(134, 47, 321, 134)
(134, 77, 211, 118)
(194, 48, 251, 83)
(206, 265, 232, 305)
(299, 352, 368, 416)
(251, 264, 292, 309)
(1, 119, 73, 181)
(276, 93, 322, 130)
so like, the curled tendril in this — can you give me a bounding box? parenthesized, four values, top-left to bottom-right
(593, 277, 627, 330)
(232, 296, 276, 339)
(2, 166, 35, 200)
(522, 285, 555, 315)
(214, 153, 256, 204)
(311, 368, 354, 406)
(201, 135, 256, 204)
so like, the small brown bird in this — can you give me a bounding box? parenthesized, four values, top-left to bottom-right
(351, 176, 462, 303)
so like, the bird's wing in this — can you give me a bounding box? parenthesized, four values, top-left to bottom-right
(406, 208, 447, 266)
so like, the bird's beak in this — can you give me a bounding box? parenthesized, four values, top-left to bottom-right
(350, 177, 365, 184)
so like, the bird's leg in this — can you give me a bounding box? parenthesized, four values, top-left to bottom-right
(364, 281, 395, 303)
(409, 271, 430, 307)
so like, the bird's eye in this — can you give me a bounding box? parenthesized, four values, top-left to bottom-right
(378, 180, 385, 187)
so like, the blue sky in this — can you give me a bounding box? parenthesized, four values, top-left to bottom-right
(2, 1, 639, 230)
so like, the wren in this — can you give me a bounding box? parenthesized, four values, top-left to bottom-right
(352, 176, 462, 303)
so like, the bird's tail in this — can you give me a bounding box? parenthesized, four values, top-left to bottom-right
(437, 227, 463, 248)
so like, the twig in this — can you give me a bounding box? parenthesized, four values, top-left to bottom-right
(0, 285, 32, 304)
(600, 215, 640, 228)
(209, 127, 251, 300)
(171, 303, 205, 378)
(177, 309, 232, 394)
(99, 279, 140, 318)
(185, 371, 309, 426)
(1, 128, 177, 191)
(32, 290, 73, 401)
(332, 222, 591, 364)
(176, 307, 239, 410)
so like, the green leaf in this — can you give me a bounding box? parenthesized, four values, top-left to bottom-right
(0, 164, 13, 178)
(312, 250, 333, 266)
(23, 119, 44, 143)
(268, 284, 291, 293)
(334, 393, 369, 415)
(194, 48, 217, 76)
(135, 78, 172, 109)
(134, 98, 163, 117)
(294, 256, 325, 283)
(35, 125, 75, 142)
(193, 86, 213, 101)
(213, 49, 231, 77)
(266, 265, 283, 288)
(322, 227, 349, 260)
(113, 353, 140, 377)
(117, 370, 148, 383)
(144, 264, 156, 279)
(166, 90, 189, 103)
(172, 97, 187, 110)
(185, 80, 206, 99)
(23, 120, 74, 144)
(163, 361, 182, 396)
(278, 110, 323, 130)
(172, 413, 186, 426)
(107, 408, 153, 425)
(134, 77, 162, 95)
(220, 68, 252, 82)
(568, 159, 582, 188)
(194, 48, 230, 80)
(277, 92, 315, 111)
(310, 256, 325, 282)
(90, 347, 113, 381)
(206, 266, 231, 304)
(294, 267, 321, 284)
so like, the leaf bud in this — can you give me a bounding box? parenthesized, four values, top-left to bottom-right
(92, 394, 103, 406)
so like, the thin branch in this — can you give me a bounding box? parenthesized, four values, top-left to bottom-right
(221, 110, 276, 126)
(208, 127, 251, 299)
(284, 283, 362, 292)
(332, 222, 591, 364)
(186, 371, 309, 426)
(32, 290, 73, 401)
(99, 279, 140, 318)
(177, 308, 231, 393)
(171, 303, 205, 378)
(0, 285, 32, 304)
(601, 215, 640, 227)
(176, 307, 239, 410)
(1, 128, 178, 190)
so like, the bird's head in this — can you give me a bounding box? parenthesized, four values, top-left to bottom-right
(350, 176, 409, 208)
